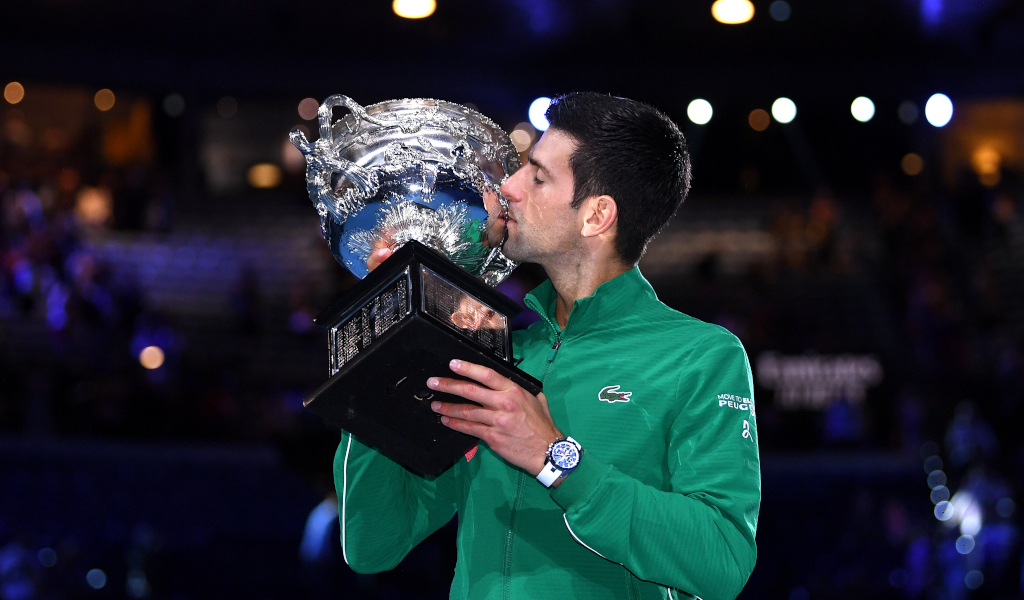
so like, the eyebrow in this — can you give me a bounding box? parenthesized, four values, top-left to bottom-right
(527, 156, 550, 177)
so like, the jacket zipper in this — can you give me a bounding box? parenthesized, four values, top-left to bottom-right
(502, 327, 563, 599)
(541, 334, 562, 382)
(502, 472, 526, 600)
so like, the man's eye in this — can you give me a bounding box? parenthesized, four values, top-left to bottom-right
(533, 177, 543, 185)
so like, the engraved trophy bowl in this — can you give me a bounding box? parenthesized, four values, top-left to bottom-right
(290, 96, 542, 476)
(289, 95, 520, 284)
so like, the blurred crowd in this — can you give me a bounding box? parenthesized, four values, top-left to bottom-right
(2, 108, 1024, 598)
(0, 160, 337, 448)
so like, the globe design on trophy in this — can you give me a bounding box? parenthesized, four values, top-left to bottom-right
(290, 95, 542, 476)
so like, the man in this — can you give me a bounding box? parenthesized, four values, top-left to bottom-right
(338, 92, 760, 600)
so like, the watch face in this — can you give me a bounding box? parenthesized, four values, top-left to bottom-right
(551, 441, 580, 470)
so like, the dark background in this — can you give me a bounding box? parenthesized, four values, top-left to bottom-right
(2, 0, 1024, 598)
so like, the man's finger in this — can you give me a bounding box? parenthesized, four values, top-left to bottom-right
(431, 400, 496, 426)
(367, 247, 393, 272)
(439, 415, 489, 439)
(447, 359, 514, 391)
(427, 376, 500, 407)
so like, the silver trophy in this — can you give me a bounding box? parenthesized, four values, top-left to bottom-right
(290, 95, 542, 476)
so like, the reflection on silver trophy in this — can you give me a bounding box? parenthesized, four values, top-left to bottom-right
(289, 95, 541, 476)
(289, 95, 520, 285)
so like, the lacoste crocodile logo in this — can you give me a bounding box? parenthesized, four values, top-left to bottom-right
(598, 385, 632, 403)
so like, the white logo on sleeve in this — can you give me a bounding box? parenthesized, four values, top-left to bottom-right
(718, 394, 755, 417)
(742, 420, 753, 441)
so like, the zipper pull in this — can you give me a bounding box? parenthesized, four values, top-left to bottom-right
(547, 338, 562, 362)
(541, 337, 563, 383)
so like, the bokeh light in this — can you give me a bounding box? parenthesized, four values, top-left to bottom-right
(901, 153, 923, 176)
(86, 569, 107, 589)
(898, 100, 919, 125)
(163, 93, 185, 117)
(126, 569, 151, 598)
(850, 96, 875, 122)
(514, 121, 536, 142)
(687, 99, 713, 125)
(712, 0, 755, 24)
(75, 187, 113, 226)
(930, 485, 949, 504)
(529, 97, 551, 131)
(971, 146, 1001, 187)
(4, 81, 25, 104)
(770, 1, 791, 21)
(247, 163, 283, 189)
(771, 97, 797, 123)
(964, 570, 984, 590)
(393, 0, 436, 19)
(510, 129, 532, 153)
(217, 96, 238, 119)
(298, 98, 319, 120)
(960, 506, 982, 535)
(926, 470, 946, 489)
(94, 89, 116, 111)
(139, 346, 165, 370)
(38, 548, 57, 568)
(955, 534, 975, 554)
(925, 93, 953, 127)
(934, 500, 954, 521)
(282, 133, 306, 174)
(996, 497, 1015, 518)
(748, 108, 770, 131)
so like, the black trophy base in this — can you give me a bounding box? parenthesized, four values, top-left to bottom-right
(304, 241, 542, 477)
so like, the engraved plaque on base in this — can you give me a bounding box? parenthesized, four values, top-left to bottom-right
(304, 241, 541, 477)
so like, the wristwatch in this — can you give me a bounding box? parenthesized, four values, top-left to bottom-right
(536, 437, 582, 488)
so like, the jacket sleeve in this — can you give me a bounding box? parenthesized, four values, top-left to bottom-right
(550, 330, 760, 600)
(334, 432, 460, 573)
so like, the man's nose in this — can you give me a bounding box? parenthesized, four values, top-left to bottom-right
(500, 171, 523, 203)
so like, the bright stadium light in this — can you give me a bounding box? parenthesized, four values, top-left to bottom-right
(393, 0, 436, 19)
(851, 97, 875, 122)
(712, 0, 755, 24)
(925, 93, 953, 127)
(529, 97, 551, 131)
(687, 99, 713, 125)
(771, 97, 796, 123)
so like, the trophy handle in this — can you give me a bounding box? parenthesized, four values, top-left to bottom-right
(289, 95, 382, 222)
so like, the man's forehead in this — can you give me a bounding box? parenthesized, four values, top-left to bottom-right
(529, 129, 576, 174)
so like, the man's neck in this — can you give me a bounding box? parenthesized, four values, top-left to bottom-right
(546, 257, 632, 330)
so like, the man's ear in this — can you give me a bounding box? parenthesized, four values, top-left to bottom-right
(580, 195, 618, 238)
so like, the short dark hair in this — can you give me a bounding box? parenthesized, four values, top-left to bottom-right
(545, 92, 691, 265)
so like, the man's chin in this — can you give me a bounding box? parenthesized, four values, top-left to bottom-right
(501, 242, 525, 263)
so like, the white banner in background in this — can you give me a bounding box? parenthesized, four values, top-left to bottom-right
(756, 352, 883, 410)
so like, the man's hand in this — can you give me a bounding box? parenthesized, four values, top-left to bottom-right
(428, 359, 560, 477)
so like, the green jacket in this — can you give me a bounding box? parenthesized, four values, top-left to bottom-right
(335, 267, 760, 600)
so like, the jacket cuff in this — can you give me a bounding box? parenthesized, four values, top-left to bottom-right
(549, 452, 612, 512)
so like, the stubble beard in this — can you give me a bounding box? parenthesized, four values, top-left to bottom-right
(501, 231, 531, 264)
(502, 222, 582, 269)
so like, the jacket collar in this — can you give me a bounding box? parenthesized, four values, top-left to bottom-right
(523, 266, 658, 340)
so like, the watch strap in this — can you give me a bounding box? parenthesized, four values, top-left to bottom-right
(537, 462, 562, 487)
